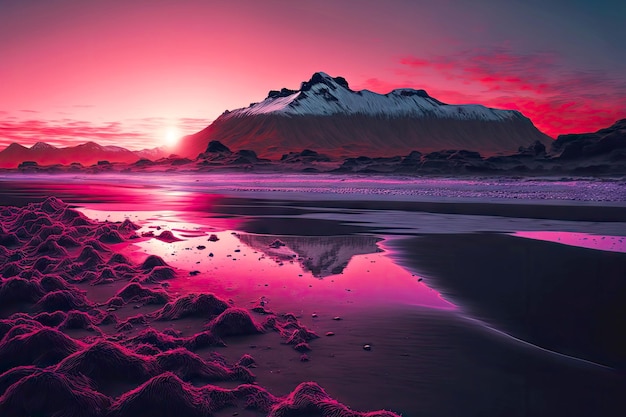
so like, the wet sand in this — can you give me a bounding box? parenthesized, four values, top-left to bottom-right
(390, 233, 626, 370)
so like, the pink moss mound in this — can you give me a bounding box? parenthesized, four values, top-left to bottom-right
(268, 382, 401, 417)
(39, 274, 74, 292)
(236, 354, 256, 368)
(0, 369, 110, 417)
(140, 254, 169, 271)
(182, 330, 226, 350)
(206, 308, 263, 337)
(0, 366, 38, 396)
(99, 229, 125, 244)
(234, 384, 279, 412)
(58, 311, 100, 332)
(155, 348, 254, 383)
(264, 314, 319, 346)
(35, 289, 93, 312)
(107, 253, 132, 265)
(112, 283, 169, 305)
(55, 340, 156, 387)
(155, 230, 181, 243)
(0, 277, 45, 305)
(0, 327, 83, 372)
(128, 328, 181, 350)
(141, 266, 177, 283)
(118, 219, 141, 233)
(152, 293, 229, 321)
(33, 311, 68, 327)
(116, 314, 148, 332)
(107, 373, 212, 417)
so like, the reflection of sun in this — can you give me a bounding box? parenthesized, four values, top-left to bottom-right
(163, 127, 181, 148)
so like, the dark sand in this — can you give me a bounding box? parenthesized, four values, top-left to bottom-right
(389, 233, 626, 369)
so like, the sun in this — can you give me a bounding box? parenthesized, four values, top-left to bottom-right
(163, 126, 181, 148)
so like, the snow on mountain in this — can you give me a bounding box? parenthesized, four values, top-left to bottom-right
(178, 72, 552, 159)
(237, 72, 515, 121)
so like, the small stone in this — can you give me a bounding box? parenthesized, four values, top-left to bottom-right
(197, 245, 206, 250)
(333, 316, 342, 321)
(209, 253, 214, 257)
(133, 305, 141, 309)
(300, 354, 310, 362)
(208, 234, 219, 242)
(363, 344, 372, 351)
(107, 307, 117, 312)
(234, 249, 241, 252)
(325, 332, 335, 336)
(311, 313, 318, 318)
(269, 239, 285, 248)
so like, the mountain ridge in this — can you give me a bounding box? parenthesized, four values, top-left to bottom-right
(177, 72, 552, 159)
(0, 141, 167, 168)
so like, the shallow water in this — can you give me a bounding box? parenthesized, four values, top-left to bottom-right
(2, 172, 626, 416)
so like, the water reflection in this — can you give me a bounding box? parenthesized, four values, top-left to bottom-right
(513, 231, 626, 253)
(236, 234, 383, 278)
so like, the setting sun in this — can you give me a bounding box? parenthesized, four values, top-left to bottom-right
(163, 126, 181, 148)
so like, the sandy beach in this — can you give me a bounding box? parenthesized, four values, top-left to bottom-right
(1, 174, 625, 416)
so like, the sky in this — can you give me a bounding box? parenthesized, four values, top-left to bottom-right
(1, 0, 625, 150)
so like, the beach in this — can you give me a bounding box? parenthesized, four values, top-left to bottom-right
(1, 173, 625, 416)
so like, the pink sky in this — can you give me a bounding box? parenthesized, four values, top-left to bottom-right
(1, 0, 624, 150)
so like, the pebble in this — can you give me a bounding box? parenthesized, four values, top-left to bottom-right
(363, 344, 372, 351)
(326, 332, 335, 336)
(333, 316, 342, 321)
(311, 313, 318, 318)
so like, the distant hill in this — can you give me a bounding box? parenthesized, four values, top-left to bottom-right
(0, 142, 167, 168)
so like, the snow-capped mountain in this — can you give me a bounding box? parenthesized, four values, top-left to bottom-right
(177, 72, 552, 158)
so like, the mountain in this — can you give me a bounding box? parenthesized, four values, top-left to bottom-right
(177, 72, 552, 159)
(0, 141, 141, 168)
(551, 119, 626, 159)
(134, 146, 170, 160)
(236, 233, 382, 278)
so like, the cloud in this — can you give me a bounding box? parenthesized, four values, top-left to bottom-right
(0, 117, 210, 150)
(362, 48, 626, 137)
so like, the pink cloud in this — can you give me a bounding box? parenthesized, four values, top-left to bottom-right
(0, 117, 210, 150)
(363, 49, 626, 137)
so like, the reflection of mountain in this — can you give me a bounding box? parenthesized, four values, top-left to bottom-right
(237, 233, 382, 278)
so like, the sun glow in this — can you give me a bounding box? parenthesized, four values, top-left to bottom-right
(163, 127, 181, 148)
